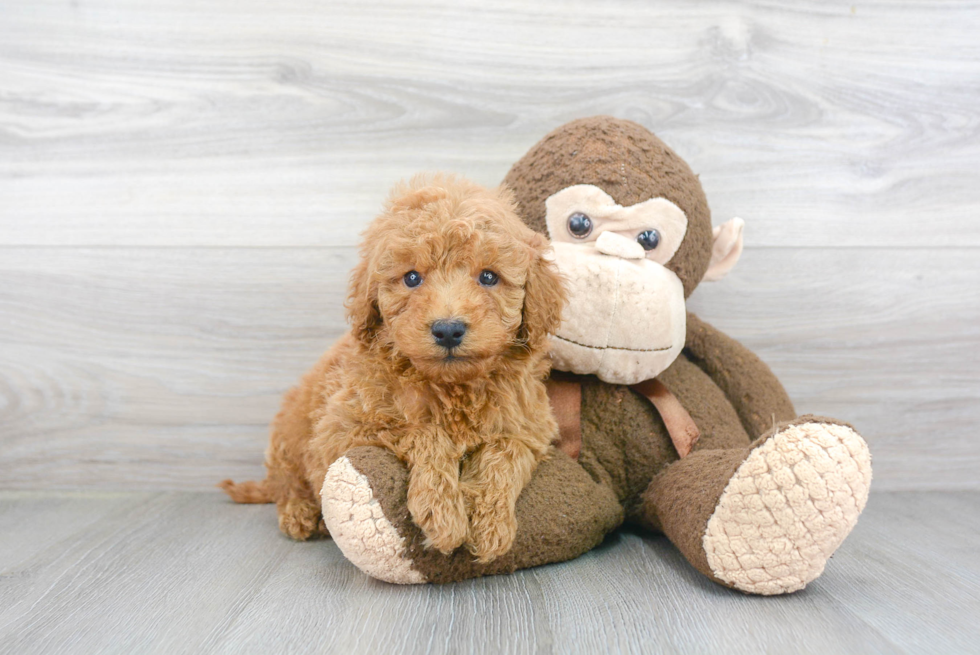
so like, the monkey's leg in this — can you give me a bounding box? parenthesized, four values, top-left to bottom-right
(321, 446, 624, 584)
(684, 313, 797, 439)
(642, 416, 872, 595)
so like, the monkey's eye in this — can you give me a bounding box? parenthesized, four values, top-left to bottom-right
(567, 212, 593, 238)
(478, 270, 499, 287)
(637, 229, 661, 251)
(403, 270, 423, 288)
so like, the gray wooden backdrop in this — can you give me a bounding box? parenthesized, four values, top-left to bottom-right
(2, 0, 978, 492)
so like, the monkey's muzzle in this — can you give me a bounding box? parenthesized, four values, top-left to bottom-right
(547, 242, 687, 385)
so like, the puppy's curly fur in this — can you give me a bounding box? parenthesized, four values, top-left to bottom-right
(221, 175, 566, 561)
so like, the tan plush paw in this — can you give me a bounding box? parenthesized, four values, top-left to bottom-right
(466, 507, 518, 563)
(321, 457, 426, 584)
(703, 420, 872, 595)
(407, 484, 468, 555)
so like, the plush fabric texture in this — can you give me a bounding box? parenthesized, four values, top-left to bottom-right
(329, 446, 623, 584)
(642, 445, 749, 586)
(544, 184, 688, 266)
(576, 354, 755, 526)
(316, 116, 871, 594)
(321, 455, 426, 584)
(703, 217, 745, 282)
(593, 231, 646, 259)
(703, 417, 872, 595)
(684, 312, 797, 438)
(548, 241, 687, 385)
(631, 378, 700, 458)
(502, 116, 713, 298)
(546, 378, 583, 460)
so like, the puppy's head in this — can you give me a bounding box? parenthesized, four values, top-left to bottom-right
(347, 174, 565, 383)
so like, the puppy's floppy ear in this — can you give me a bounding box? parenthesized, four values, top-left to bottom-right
(345, 239, 383, 346)
(517, 232, 567, 351)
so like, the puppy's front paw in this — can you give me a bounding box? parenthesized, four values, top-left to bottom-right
(277, 497, 322, 541)
(407, 487, 468, 555)
(466, 499, 518, 563)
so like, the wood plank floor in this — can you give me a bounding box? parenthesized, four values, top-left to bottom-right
(1, 491, 977, 654)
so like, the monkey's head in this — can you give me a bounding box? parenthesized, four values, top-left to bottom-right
(503, 116, 744, 385)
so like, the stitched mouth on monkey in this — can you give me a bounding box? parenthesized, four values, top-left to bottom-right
(546, 244, 686, 386)
(542, 185, 691, 386)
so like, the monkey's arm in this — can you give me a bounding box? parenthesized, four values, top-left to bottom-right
(321, 445, 624, 584)
(682, 312, 796, 439)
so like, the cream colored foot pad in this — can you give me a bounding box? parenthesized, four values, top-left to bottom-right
(321, 457, 426, 584)
(703, 422, 872, 595)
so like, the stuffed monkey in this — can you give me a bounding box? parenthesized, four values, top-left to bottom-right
(318, 116, 872, 595)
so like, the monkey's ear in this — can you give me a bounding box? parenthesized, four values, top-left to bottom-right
(702, 217, 745, 282)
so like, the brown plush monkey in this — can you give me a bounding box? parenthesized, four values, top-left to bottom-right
(319, 117, 872, 595)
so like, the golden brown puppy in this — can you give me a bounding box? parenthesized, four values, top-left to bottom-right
(221, 174, 566, 561)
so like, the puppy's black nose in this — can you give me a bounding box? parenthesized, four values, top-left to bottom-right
(431, 319, 467, 350)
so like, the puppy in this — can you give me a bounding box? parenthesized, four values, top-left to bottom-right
(222, 174, 566, 561)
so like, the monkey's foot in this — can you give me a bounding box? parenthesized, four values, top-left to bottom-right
(321, 453, 426, 584)
(702, 417, 872, 595)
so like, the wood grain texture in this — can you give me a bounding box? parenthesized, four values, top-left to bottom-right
(0, 490, 977, 654)
(1, 0, 979, 492)
(1, 0, 979, 248)
(1, 246, 977, 491)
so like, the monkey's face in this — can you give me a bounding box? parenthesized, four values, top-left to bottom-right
(543, 184, 689, 385)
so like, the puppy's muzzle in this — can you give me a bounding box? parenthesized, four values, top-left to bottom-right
(431, 319, 467, 350)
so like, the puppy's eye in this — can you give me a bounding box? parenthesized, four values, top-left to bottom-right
(567, 212, 593, 238)
(478, 270, 499, 287)
(637, 229, 660, 251)
(403, 270, 423, 288)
